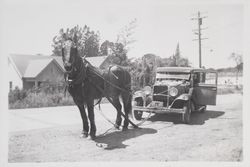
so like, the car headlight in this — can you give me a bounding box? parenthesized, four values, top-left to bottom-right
(169, 87, 178, 97)
(143, 86, 152, 96)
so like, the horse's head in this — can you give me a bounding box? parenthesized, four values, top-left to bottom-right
(62, 38, 78, 72)
(62, 35, 88, 85)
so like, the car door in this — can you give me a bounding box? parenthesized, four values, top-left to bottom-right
(193, 71, 218, 105)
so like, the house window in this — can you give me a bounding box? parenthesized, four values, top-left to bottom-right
(9, 81, 13, 91)
(38, 81, 42, 87)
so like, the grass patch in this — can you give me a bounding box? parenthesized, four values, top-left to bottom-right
(9, 84, 75, 109)
(217, 85, 243, 95)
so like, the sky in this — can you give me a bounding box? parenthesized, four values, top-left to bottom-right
(0, 0, 245, 68)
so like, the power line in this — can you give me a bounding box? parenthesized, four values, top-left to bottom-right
(191, 11, 208, 68)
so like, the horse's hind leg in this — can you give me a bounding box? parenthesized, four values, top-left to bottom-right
(86, 100, 96, 140)
(121, 92, 132, 131)
(112, 97, 122, 129)
(77, 105, 89, 138)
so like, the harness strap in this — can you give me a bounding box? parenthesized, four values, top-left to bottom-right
(88, 66, 132, 95)
(88, 77, 138, 128)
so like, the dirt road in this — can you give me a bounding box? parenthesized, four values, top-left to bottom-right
(8, 94, 242, 162)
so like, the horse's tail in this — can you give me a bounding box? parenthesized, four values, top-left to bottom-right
(124, 91, 133, 118)
(124, 70, 133, 117)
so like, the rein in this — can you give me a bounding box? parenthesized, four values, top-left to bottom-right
(63, 55, 139, 129)
(64, 59, 86, 86)
(64, 57, 86, 97)
(86, 63, 133, 95)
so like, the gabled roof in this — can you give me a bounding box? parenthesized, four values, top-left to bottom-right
(9, 54, 108, 78)
(24, 59, 54, 78)
(9, 54, 49, 77)
(51, 55, 108, 69)
(85, 56, 108, 67)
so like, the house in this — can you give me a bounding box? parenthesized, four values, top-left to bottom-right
(8, 54, 109, 91)
(8, 54, 65, 90)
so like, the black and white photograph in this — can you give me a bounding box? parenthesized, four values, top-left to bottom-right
(0, 0, 249, 166)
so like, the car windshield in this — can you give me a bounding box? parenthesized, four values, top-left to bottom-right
(156, 72, 190, 80)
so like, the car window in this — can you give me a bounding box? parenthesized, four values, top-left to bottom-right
(193, 72, 204, 85)
(204, 72, 217, 85)
(194, 72, 217, 85)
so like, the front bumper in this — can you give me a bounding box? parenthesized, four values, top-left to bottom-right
(133, 106, 185, 114)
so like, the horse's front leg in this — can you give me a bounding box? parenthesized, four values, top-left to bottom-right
(86, 100, 96, 140)
(77, 105, 89, 138)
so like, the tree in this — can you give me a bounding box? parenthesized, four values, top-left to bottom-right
(128, 57, 144, 90)
(116, 18, 137, 51)
(229, 52, 243, 87)
(100, 40, 128, 66)
(52, 25, 100, 57)
(166, 43, 190, 67)
(99, 19, 137, 66)
(100, 40, 113, 56)
(140, 54, 156, 87)
(173, 43, 181, 65)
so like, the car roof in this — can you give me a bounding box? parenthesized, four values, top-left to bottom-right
(157, 67, 201, 73)
(156, 67, 217, 73)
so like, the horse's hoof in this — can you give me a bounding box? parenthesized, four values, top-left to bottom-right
(88, 135, 96, 140)
(80, 132, 88, 138)
(96, 143, 108, 148)
(122, 127, 128, 131)
(114, 124, 120, 130)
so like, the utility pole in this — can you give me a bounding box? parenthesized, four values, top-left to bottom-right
(191, 11, 208, 68)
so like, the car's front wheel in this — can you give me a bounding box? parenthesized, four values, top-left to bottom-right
(196, 105, 207, 113)
(133, 99, 143, 120)
(182, 102, 191, 124)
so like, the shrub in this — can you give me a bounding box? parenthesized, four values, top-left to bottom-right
(8, 87, 28, 104)
(8, 83, 74, 109)
(217, 85, 243, 95)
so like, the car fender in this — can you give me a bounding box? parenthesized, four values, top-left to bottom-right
(170, 88, 194, 108)
(133, 91, 145, 99)
(175, 94, 190, 101)
(133, 91, 152, 106)
(133, 91, 145, 105)
(175, 88, 193, 101)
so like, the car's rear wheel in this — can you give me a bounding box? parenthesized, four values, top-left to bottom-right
(200, 105, 207, 112)
(133, 99, 143, 120)
(182, 102, 191, 124)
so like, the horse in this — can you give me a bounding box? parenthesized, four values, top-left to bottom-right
(61, 38, 133, 140)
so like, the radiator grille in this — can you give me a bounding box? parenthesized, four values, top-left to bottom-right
(153, 85, 168, 102)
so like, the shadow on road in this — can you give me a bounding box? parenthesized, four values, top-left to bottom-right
(148, 110, 225, 125)
(94, 128, 157, 150)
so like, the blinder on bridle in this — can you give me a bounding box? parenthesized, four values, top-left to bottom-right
(62, 39, 88, 87)
(62, 39, 77, 72)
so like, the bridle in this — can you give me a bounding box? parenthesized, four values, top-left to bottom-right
(62, 43, 88, 88)
(62, 46, 76, 74)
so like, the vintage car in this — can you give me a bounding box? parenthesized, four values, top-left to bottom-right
(132, 67, 218, 124)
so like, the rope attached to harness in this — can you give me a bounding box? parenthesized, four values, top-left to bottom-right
(88, 77, 138, 128)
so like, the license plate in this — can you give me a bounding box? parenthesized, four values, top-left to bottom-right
(151, 101, 163, 107)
